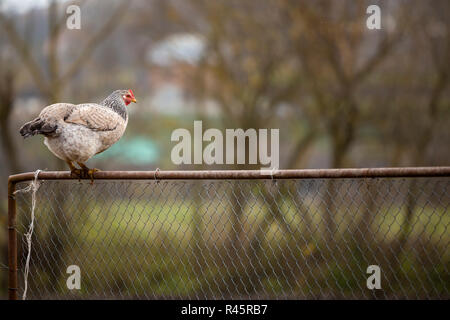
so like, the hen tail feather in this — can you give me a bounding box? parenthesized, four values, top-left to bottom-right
(20, 118, 57, 138)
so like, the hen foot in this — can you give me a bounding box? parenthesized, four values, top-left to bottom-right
(77, 162, 100, 184)
(66, 161, 82, 180)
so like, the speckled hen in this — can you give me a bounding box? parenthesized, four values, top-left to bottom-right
(19, 89, 137, 180)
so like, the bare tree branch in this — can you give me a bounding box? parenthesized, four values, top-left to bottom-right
(54, 0, 89, 32)
(353, 34, 401, 83)
(0, 12, 50, 96)
(59, 1, 129, 86)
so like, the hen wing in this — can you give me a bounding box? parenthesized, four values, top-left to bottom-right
(63, 103, 123, 132)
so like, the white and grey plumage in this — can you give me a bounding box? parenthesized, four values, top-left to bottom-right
(19, 89, 137, 180)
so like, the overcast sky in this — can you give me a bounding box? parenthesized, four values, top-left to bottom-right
(1, 0, 54, 13)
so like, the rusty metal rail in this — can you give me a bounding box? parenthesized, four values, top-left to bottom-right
(8, 166, 450, 184)
(7, 167, 450, 300)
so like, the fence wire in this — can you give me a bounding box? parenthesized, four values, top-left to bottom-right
(13, 177, 449, 299)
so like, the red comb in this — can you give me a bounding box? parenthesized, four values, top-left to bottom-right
(128, 89, 135, 98)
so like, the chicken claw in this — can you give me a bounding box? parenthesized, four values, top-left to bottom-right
(66, 161, 82, 180)
(77, 162, 99, 184)
(87, 168, 100, 185)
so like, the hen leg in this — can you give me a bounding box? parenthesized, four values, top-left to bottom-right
(76, 162, 99, 184)
(66, 160, 82, 179)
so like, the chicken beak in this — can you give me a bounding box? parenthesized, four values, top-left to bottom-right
(131, 98, 137, 103)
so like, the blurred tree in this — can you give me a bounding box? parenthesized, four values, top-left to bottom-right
(169, 0, 308, 293)
(170, 0, 448, 294)
(0, 49, 18, 300)
(0, 0, 130, 293)
(0, 0, 128, 103)
(282, 0, 406, 243)
(379, 0, 450, 283)
(0, 53, 20, 173)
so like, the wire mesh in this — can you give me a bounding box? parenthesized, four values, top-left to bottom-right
(13, 177, 449, 299)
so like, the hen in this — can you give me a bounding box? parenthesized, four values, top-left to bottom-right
(20, 89, 137, 180)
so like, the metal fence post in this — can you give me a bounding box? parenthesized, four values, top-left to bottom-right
(8, 180, 18, 300)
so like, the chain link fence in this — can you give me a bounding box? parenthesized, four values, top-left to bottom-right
(7, 169, 450, 299)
